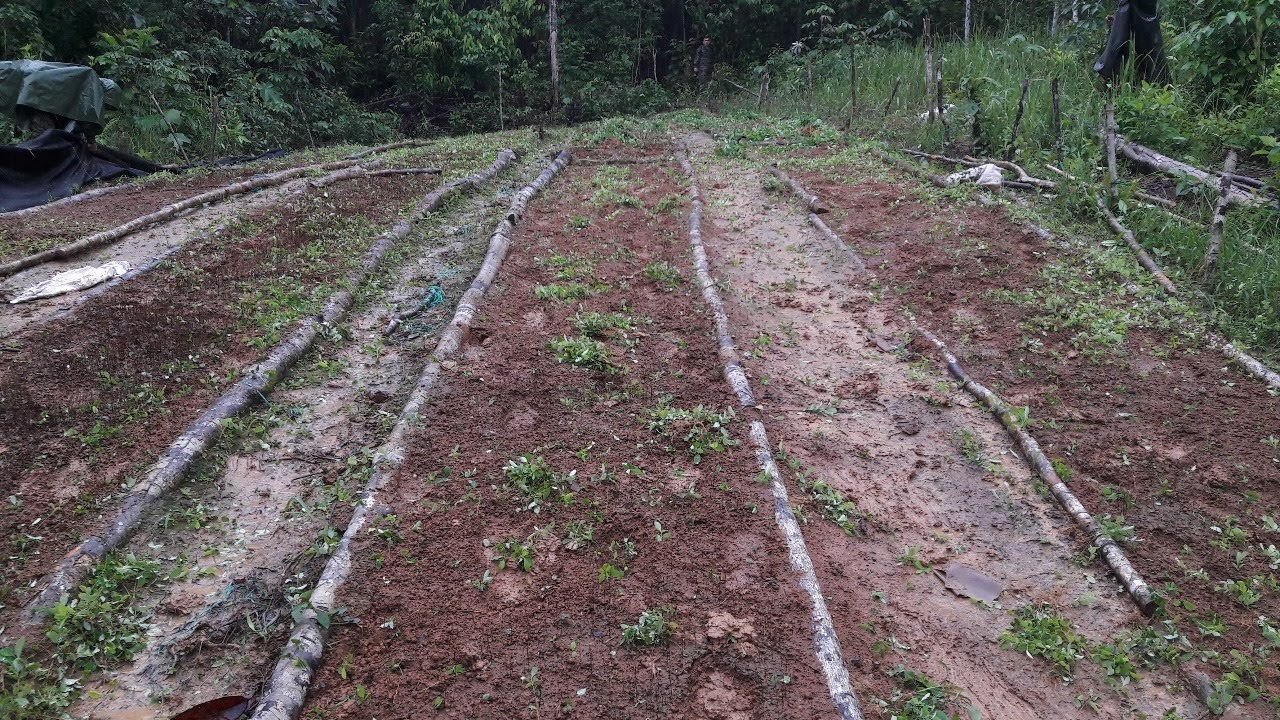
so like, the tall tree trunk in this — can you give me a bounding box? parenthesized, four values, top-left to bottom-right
(964, 0, 972, 42)
(924, 14, 934, 123)
(549, 0, 561, 110)
(1072, 0, 1079, 23)
(1051, 1, 1060, 35)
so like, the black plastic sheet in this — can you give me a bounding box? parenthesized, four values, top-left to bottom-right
(0, 129, 153, 212)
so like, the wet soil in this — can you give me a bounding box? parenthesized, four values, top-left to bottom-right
(0, 172, 439, 604)
(792, 161, 1280, 708)
(303, 149, 833, 719)
(685, 133, 1196, 719)
(67, 156, 540, 720)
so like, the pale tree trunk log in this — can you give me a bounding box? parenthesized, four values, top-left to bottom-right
(248, 149, 569, 720)
(21, 149, 520, 625)
(1201, 150, 1237, 280)
(1105, 100, 1119, 202)
(549, 0, 562, 109)
(1118, 137, 1273, 208)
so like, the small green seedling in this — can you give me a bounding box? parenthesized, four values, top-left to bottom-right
(621, 607, 676, 647)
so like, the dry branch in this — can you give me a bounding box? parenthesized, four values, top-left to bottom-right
(1044, 164, 1177, 209)
(674, 138, 864, 720)
(1201, 149, 1237, 279)
(344, 139, 428, 158)
(1104, 101, 1119, 202)
(1005, 77, 1030, 161)
(873, 150, 950, 188)
(912, 326, 1158, 615)
(248, 149, 569, 720)
(22, 149, 519, 624)
(1096, 197, 1178, 294)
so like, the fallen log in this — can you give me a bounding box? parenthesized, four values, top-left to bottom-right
(912, 325, 1157, 615)
(674, 138, 865, 720)
(873, 150, 950, 188)
(362, 167, 441, 177)
(22, 149, 518, 624)
(1117, 136, 1275, 208)
(769, 167, 828, 213)
(1044, 164, 1176, 209)
(1095, 197, 1178, 294)
(2, 140, 428, 220)
(248, 149, 570, 720)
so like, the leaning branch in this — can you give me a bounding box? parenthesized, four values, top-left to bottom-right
(1095, 197, 1178, 294)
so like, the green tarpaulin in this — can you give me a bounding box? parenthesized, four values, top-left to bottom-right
(0, 60, 120, 127)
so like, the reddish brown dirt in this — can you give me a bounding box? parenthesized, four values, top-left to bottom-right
(0, 157, 325, 262)
(303, 151, 834, 718)
(797, 167, 1280, 702)
(0, 173, 438, 603)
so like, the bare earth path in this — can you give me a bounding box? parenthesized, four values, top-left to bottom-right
(681, 130, 1199, 719)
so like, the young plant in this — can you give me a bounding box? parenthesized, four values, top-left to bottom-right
(999, 604, 1089, 680)
(547, 336, 618, 374)
(504, 455, 574, 512)
(535, 283, 592, 302)
(642, 261, 682, 291)
(645, 400, 736, 463)
(621, 607, 676, 647)
(572, 311, 635, 337)
(493, 539, 536, 572)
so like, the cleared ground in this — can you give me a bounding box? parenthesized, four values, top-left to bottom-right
(1, 115, 1276, 720)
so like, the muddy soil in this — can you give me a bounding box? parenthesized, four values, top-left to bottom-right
(684, 133, 1199, 719)
(303, 148, 835, 719)
(66, 155, 541, 720)
(0, 171, 441, 602)
(788, 156, 1279, 711)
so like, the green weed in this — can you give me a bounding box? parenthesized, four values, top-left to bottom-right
(999, 604, 1089, 680)
(621, 607, 676, 647)
(547, 336, 618, 373)
(645, 400, 737, 463)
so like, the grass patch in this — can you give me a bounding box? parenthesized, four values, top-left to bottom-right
(547, 336, 618, 374)
(999, 604, 1089, 680)
(645, 400, 737, 463)
(571, 311, 635, 337)
(534, 283, 593, 302)
(642, 261, 683, 291)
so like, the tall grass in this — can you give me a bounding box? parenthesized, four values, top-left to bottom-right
(719, 34, 1280, 357)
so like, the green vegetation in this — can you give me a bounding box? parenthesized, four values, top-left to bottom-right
(642, 261, 683, 291)
(535, 283, 593, 302)
(504, 455, 575, 511)
(883, 665, 979, 720)
(999, 604, 1089, 680)
(620, 607, 676, 647)
(645, 400, 737, 463)
(547, 335, 618, 374)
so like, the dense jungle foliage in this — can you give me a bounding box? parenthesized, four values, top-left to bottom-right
(1, 0, 1274, 167)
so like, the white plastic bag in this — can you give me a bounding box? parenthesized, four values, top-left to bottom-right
(944, 163, 1004, 189)
(9, 261, 131, 304)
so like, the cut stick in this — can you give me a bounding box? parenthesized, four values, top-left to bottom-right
(772, 169, 865, 274)
(21, 149, 518, 625)
(1005, 77, 1030, 161)
(776, 169, 1158, 616)
(247, 149, 569, 720)
(1104, 100, 1119, 202)
(0, 158, 368, 278)
(1096, 197, 1178, 294)
(674, 139, 864, 720)
(912, 325, 1157, 615)
(769, 167, 828, 213)
(344, 139, 428, 158)
(1201, 149, 1237, 280)
(1211, 334, 1280, 391)
(873, 150, 950, 188)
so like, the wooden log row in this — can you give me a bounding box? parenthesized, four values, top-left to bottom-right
(1043, 163, 1176, 209)
(912, 325, 1158, 615)
(248, 149, 570, 720)
(26, 162, 384, 322)
(773, 168, 1159, 616)
(21, 149, 519, 625)
(673, 139, 865, 720)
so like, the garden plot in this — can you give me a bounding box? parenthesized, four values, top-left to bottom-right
(300, 146, 837, 719)
(63, 151, 547, 720)
(768, 141, 1280, 715)
(680, 131, 1197, 719)
(0, 143, 530, 615)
